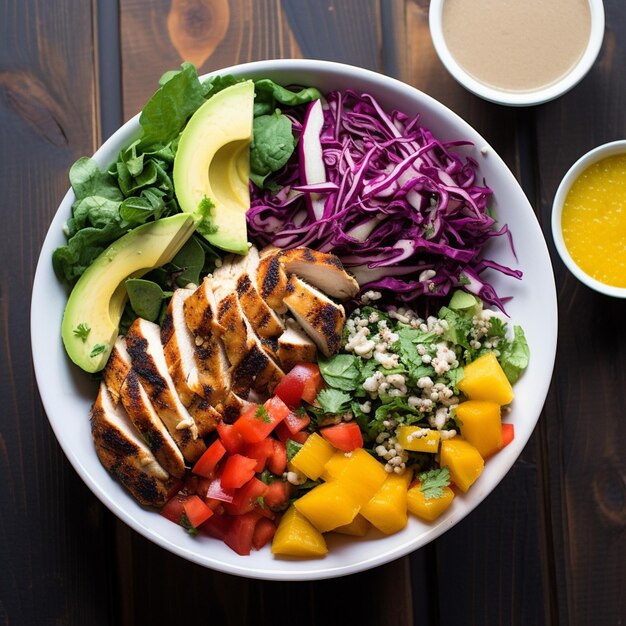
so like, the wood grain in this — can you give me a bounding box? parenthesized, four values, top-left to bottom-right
(532, 0, 626, 622)
(0, 0, 112, 624)
(119, 0, 302, 119)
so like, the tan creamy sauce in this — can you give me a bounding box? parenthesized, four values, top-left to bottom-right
(442, 0, 592, 92)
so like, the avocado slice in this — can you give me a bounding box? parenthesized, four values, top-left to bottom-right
(61, 214, 196, 373)
(173, 81, 254, 255)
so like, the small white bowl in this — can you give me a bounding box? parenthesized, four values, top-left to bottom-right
(429, 0, 605, 107)
(551, 140, 626, 298)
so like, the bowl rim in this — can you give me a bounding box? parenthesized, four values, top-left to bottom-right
(551, 139, 626, 298)
(428, 0, 605, 107)
(31, 57, 557, 580)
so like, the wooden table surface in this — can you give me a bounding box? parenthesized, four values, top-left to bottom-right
(2, 1, 625, 624)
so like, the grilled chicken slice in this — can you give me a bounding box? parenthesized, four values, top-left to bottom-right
(162, 287, 200, 406)
(91, 383, 174, 507)
(283, 275, 346, 357)
(229, 343, 284, 396)
(214, 288, 255, 367)
(256, 253, 289, 314)
(102, 336, 132, 404)
(184, 277, 222, 338)
(109, 338, 187, 478)
(216, 391, 255, 424)
(162, 288, 229, 407)
(277, 323, 318, 371)
(277, 247, 359, 300)
(125, 318, 206, 463)
(218, 246, 285, 341)
(187, 396, 221, 438)
(236, 272, 284, 340)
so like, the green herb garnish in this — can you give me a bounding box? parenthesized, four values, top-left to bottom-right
(419, 467, 451, 499)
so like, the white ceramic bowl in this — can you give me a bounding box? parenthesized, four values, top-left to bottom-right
(31, 59, 557, 580)
(551, 139, 626, 298)
(429, 0, 605, 106)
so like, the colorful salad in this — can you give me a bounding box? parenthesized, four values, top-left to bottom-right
(54, 63, 529, 558)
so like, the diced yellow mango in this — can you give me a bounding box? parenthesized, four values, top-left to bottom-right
(457, 352, 513, 405)
(456, 400, 503, 458)
(440, 438, 484, 492)
(333, 448, 388, 506)
(290, 432, 335, 480)
(361, 469, 413, 535)
(294, 481, 360, 532)
(407, 483, 455, 521)
(333, 514, 371, 537)
(271, 506, 328, 557)
(320, 450, 352, 481)
(396, 426, 441, 453)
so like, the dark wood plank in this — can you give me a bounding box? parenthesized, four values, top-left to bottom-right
(119, 0, 302, 120)
(533, 4, 626, 619)
(0, 1, 115, 624)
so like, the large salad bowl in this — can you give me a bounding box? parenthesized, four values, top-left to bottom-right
(31, 59, 557, 580)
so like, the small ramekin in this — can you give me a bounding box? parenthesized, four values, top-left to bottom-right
(551, 140, 626, 298)
(428, 0, 605, 107)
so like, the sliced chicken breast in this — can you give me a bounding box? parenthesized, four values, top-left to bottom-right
(91, 383, 174, 507)
(236, 273, 285, 340)
(278, 323, 318, 371)
(162, 287, 201, 406)
(162, 288, 229, 408)
(102, 336, 132, 404)
(110, 338, 187, 478)
(278, 247, 359, 300)
(229, 343, 284, 396)
(125, 318, 206, 463)
(256, 253, 289, 314)
(216, 390, 255, 424)
(187, 396, 221, 438)
(283, 275, 346, 357)
(184, 277, 222, 338)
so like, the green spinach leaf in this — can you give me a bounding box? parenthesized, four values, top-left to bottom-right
(249, 110, 295, 188)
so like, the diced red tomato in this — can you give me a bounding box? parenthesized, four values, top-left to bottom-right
(252, 518, 276, 551)
(263, 480, 293, 511)
(223, 477, 268, 516)
(199, 512, 232, 541)
(284, 410, 311, 434)
(196, 477, 212, 497)
(165, 480, 184, 501)
(267, 439, 287, 475)
(184, 473, 199, 495)
(192, 439, 227, 478)
(243, 439, 274, 473)
(183, 495, 214, 528)
(221, 454, 257, 489)
(206, 476, 236, 503)
(502, 423, 515, 447)
(217, 421, 244, 454)
(289, 430, 309, 444)
(160, 493, 190, 524)
(223, 511, 262, 556)
(320, 421, 363, 451)
(234, 397, 289, 444)
(274, 420, 292, 442)
(274, 363, 323, 406)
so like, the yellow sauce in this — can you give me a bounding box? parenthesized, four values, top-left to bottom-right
(561, 154, 626, 288)
(442, 0, 591, 93)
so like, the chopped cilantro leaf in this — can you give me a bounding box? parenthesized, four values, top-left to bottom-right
(419, 467, 451, 499)
(316, 388, 352, 414)
(197, 195, 218, 234)
(179, 512, 199, 536)
(256, 496, 266, 509)
(255, 405, 271, 423)
(89, 343, 106, 358)
(73, 322, 91, 342)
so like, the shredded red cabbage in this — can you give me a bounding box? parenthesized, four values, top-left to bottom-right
(247, 90, 521, 311)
